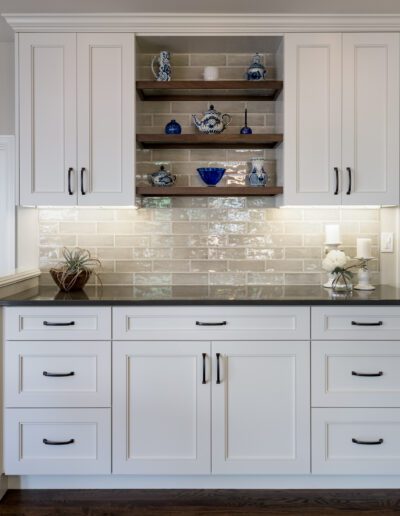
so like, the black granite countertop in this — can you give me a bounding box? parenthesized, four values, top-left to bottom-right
(1, 284, 400, 306)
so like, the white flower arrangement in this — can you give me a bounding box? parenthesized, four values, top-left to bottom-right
(322, 250, 348, 273)
(322, 250, 368, 291)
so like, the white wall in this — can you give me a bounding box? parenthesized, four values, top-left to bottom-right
(381, 207, 400, 287)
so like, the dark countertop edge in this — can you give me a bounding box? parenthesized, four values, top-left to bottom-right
(2, 299, 400, 306)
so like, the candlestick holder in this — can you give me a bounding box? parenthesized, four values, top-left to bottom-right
(323, 242, 342, 288)
(354, 258, 375, 291)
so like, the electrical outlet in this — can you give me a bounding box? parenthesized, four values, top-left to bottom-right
(381, 232, 394, 253)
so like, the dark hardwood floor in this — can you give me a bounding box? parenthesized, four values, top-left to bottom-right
(1, 489, 400, 515)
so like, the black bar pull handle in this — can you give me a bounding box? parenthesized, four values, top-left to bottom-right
(334, 167, 339, 195)
(67, 167, 74, 195)
(43, 371, 75, 377)
(202, 353, 207, 384)
(346, 167, 352, 195)
(43, 438, 75, 446)
(80, 167, 87, 195)
(352, 371, 383, 377)
(196, 321, 227, 327)
(351, 321, 383, 327)
(352, 438, 383, 446)
(216, 353, 221, 384)
(43, 321, 75, 327)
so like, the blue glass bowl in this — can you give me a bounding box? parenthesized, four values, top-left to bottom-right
(197, 167, 226, 186)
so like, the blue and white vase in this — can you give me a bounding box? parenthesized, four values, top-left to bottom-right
(248, 157, 267, 186)
(246, 53, 266, 81)
(151, 51, 172, 82)
(165, 119, 182, 134)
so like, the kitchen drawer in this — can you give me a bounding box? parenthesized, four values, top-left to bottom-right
(5, 341, 111, 408)
(5, 306, 111, 340)
(312, 341, 400, 407)
(4, 408, 111, 475)
(113, 306, 310, 340)
(312, 408, 400, 475)
(312, 306, 400, 340)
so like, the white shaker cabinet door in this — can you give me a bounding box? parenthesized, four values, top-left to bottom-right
(342, 33, 400, 205)
(19, 33, 77, 205)
(113, 341, 211, 475)
(284, 33, 342, 205)
(212, 341, 310, 474)
(77, 33, 135, 205)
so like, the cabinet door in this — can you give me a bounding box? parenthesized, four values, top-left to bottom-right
(77, 34, 135, 205)
(113, 341, 211, 474)
(342, 33, 400, 205)
(284, 34, 342, 205)
(212, 341, 310, 474)
(19, 33, 77, 205)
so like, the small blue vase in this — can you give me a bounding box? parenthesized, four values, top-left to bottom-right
(165, 119, 182, 135)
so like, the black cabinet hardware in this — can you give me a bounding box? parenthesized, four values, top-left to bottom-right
(196, 321, 227, 326)
(43, 371, 75, 377)
(43, 321, 75, 327)
(216, 353, 221, 384)
(68, 167, 74, 195)
(352, 438, 383, 446)
(334, 167, 339, 195)
(80, 167, 87, 195)
(43, 438, 75, 446)
(351, 321, 383, 327)
(202, 353, 207, 384)
(352, 371, 383, 377)
(346, 167, 352, 194)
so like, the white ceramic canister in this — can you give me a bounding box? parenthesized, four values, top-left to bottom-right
(203, 66, 219, 81)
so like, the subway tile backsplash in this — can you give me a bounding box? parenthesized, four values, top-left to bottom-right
(38, 205, 381, 287)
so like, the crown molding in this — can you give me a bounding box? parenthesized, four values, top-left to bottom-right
(4, 13, 400, 33)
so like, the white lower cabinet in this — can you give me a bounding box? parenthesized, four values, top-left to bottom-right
(112, 339, 310, 475)
(4, 408, 111, 475)
(312, 408, 400, 475)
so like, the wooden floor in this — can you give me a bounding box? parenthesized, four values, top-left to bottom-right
(1, 489, 400, 515)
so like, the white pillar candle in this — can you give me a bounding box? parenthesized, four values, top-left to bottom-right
(325, 224, 341, 245)
(357, 238, 372, 258)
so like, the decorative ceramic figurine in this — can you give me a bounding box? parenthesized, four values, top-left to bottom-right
(165, 119, 182, 134)
(240, 108, 253, 134)
(149, 165, 176, 187)
(192, 105, 231, 134)
(151, 51, 172, 81)
(246, 53, 266, 81)
(248, 157, 267, 186)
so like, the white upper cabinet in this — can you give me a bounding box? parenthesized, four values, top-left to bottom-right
(284, 33, 342, 205)
(284, 33, 400, 206)
(18, 33, 134, 206)
(341, 33, 399, 205)
(19, 34, 77, 206)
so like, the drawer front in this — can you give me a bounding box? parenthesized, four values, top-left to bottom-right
(5, 306, 111, 340)
(312, 341, 400, 407)
(5, 341, 111, 408)
(113, 306, 310, 340)
(312, 307, 400, 340)
(312, 408, 400, 475)
(4, 408, 111, 475)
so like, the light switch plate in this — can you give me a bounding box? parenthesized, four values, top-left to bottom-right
(381, 232, 394, 253)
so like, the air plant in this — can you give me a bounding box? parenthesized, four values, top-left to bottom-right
(50, 247, 101, 292)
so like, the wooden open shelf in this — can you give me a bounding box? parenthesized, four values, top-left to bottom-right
(136, 80, 283, 101)
(136, 133, 283, 149)
(136, 186, 283, 197)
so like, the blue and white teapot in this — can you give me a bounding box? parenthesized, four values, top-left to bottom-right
(192, 105, 231, 134)
(151, 51, 172, 82)
(149, 165, 176, 187)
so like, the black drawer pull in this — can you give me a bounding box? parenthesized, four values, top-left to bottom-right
(351, 321, 383, 327)
(80, 167, 87, 195)
(43, 371, 75, 377)
(352, 371, 383, 377)
(352, 438, 383, 446)
(216, 353, 221, 384)
(334, 167, 339, 195)
(43, 321, 75, 327)
(346, 167, 352, 195)
(196, 321, 227, 327)
(43, 438, 75, 446)
(202, 353, 207, 384)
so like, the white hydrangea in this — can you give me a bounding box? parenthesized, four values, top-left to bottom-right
(322, 249, 348, 273)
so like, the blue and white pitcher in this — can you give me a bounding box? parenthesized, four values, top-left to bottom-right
(151, 51, 172, 82)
